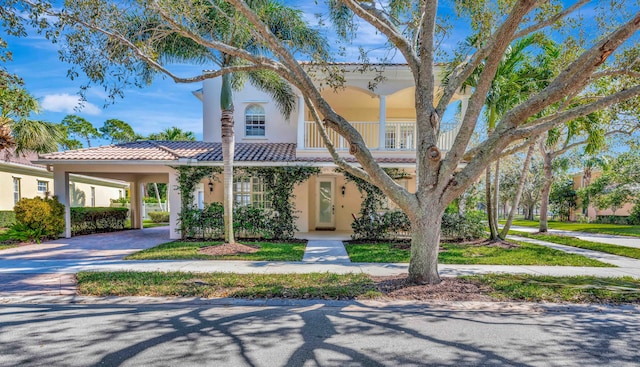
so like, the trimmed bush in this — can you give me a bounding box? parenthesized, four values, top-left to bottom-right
(595, 215, 630, 225)
(351, 209, 485, 242)
(13, 197, 65, 242)
(70, 207, 129, 235)
(0, 211, 15, 228)
(148, 211, 170, 223)
(180, 202, 277, 240)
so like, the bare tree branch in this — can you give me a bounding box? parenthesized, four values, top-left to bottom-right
(512, 0, 590, 39)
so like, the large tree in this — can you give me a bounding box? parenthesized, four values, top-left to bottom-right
(60, 114, 100, 149)
(20, 0, 640, 283)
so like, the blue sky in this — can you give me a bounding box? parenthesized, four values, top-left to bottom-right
(0, 1, 623, 147)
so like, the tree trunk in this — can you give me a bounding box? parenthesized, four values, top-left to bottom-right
(153, 183, 163, 211)
(458, 190, 467, 216)
(493, 159, 500, 221)
(221, 109, 236, 244)
(408, 202, 444, 284)
(500, 141, 536, 239)
(486, 167, 499, 240)
(539, 153, 553, 232)
(526, 205, 534, 220)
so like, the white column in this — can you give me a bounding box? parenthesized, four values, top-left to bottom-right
(460, 96, 469, 121)
(296, 95, 305, 149)
(168, 170, 182, 240)
(53, 168, 71, 238)
(129, 181, 143, 229)
(378, 95, 387, 150)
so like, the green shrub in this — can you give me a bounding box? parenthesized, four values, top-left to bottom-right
(595, 215, 630, 225)
(351, 209, 485, 242)
(628, 202, 640, 225)
(180, 202, 279, 240)
(0, 211, 16, 228)
(70, 207, 129, 235)
(148, 211, 170, 223)
(441, 210, 485, 241)
(13, 197, 65, 242)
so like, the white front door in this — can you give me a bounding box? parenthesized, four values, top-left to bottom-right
(316, 177, 335, 229)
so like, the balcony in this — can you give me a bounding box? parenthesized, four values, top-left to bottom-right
(300, 120, 460, 151)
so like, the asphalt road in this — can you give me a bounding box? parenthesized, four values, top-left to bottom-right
(0, 298, 638, 366)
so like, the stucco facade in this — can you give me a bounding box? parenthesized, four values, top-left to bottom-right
(572, 171, 634, 221)
(0, 157, 127, 212)
(37, 63, 469, 239)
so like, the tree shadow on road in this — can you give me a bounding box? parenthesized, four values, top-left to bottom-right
(0, 300, 638, 366)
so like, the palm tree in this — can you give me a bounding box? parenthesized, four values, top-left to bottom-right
(456, 34, 553, 240)
(147, 126, 196, 141)
(0, 83, 61, 154)
(136, 1, 327, 243)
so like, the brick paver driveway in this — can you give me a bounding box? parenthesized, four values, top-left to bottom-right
(0, 226, 170, 295)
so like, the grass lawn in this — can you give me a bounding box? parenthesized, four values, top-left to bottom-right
(510, 231, 640, 260)
(505, 219, 640, 237)
(345, 241, 610, 266)
(125, 241, 306, 261)
(77, 271, 378, 299)
(76, 271, 640, 304)
(142, 221, 170, 228)
(470, 274, 640, 304)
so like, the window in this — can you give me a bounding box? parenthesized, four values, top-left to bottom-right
(385, 124, 414, 149)
(233, 176, 269, 208)
(37, 180, 49, 193)
(13, 177, 21, 205)
(90, 187, 96, 207)
(245, 104, 266, 137)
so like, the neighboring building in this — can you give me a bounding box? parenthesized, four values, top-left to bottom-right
(571, 170, 634, 221)
(35, 64, 470, 239)
(1, 150, 128, 212)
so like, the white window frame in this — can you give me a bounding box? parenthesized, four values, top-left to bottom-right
(13, 177, 21, 205)
(37, 180, 49, 193)
(233, 175, 269, 208)
(245, 104, 266, 137)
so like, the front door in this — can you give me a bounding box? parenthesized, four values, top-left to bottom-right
(316, 177, 335, 229)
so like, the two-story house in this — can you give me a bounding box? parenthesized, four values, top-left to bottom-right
(36, 64, 470, 239)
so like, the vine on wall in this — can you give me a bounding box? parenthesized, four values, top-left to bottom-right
(173, 166, 222, 239)
(244, 166, 320, 239)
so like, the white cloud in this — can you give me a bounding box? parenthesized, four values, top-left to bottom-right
(41, 94, 101, 115)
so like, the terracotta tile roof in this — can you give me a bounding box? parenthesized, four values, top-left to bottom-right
(38, 141, 298, 162)
(298, 156, 416, 164)
(1, 149, 45, 168)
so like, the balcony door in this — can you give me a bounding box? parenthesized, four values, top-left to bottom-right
(315, 177, 335, 230)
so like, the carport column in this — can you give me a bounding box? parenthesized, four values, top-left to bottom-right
(296, 94, 305, 149)
(53, 168, 71, 238)
(168, 170, 182, 240)
(378, 95, 387, 149)
(129, 181, 143, 229)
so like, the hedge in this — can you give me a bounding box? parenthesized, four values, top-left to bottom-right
(180, 203, 277, 240)
(70, 207, 129, 235)
(148, 211, 170, 223)
(0, 211, 15, 228)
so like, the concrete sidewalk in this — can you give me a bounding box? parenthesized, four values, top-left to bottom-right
(510, 225, 640, 248)
(2, 227, 640, 296)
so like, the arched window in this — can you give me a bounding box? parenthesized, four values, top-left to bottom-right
(245, 104, 266, 137)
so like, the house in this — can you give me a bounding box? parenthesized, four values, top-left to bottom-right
(1, 149, 128, 217)
(571, 170, 634, 221)
(35, 64, 470, 239)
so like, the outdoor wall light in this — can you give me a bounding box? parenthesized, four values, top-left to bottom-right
(208, 179, 214, 193)
(341, 185, 346, 196)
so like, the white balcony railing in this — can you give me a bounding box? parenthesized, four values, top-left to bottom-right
(302, 121, 460, 151)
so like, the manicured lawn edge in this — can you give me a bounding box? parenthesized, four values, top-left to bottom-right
(503, 220, 640, 238)
(510, 231, 640, 260)
(0, 243, 19, 251)
(125, 241, 306, 261)
(344, 241, 611, 267)
(76, 271, 640, 304)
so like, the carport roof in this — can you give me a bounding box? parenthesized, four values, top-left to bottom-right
(35, 141, 418, 165)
